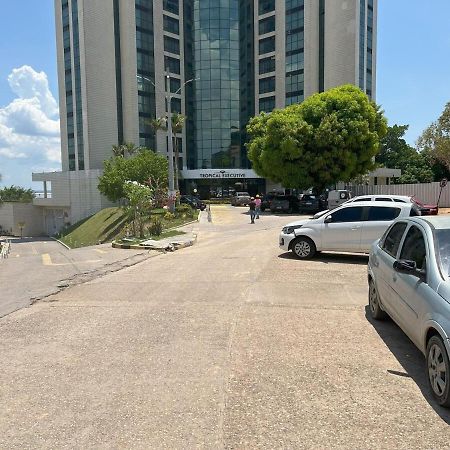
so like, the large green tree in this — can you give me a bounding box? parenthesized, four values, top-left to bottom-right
(98, 148, 168, 202)
(247, 84, 387, 191)
(376, 124, 434, 183)
(0, 185, 35, 203)
(418, 102, 450, 173)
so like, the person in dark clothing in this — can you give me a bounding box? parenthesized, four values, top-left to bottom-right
(248, 197, 256, 224)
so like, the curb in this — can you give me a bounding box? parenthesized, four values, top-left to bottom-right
(51, 236, 71, 250)
(112, 233, 197, 252)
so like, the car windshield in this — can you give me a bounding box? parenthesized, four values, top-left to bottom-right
(435, 229, 450, 278)
(237, 192, 249, 196)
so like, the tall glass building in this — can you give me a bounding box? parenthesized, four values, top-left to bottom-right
(33, 0, 377, 225)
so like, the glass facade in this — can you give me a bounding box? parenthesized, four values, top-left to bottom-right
(61, 0, 75, 171)
(285, 0, 305, 105)
(135, 0, 156, 149)
(366, 0, 374, 98)
(189, 0, 241, 169)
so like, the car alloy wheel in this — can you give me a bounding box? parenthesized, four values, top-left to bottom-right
(291, 237, 316, 259)
(368, 279, 387, 320)
(427, 336, 450, 407)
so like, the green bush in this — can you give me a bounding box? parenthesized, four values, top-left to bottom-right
(148, 218, 163, 236)
(164, 212, 175, 221)
(175, 204, 195, 218)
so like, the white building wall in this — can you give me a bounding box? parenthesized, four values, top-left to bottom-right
(119, 0, 140, 146)
(303, 0, 320, 98)
(323, 0, 359, 90)
(0, 203, 45, 237)
(79, 0, 119, 169)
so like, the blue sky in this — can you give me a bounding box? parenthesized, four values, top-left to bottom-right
(0, 0, 449, 188)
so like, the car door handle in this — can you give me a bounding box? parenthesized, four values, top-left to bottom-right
(351, 226, 361, 231)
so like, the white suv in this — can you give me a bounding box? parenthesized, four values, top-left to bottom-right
(279, 201, 420, 259)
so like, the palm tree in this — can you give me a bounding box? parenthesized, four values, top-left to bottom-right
(149, 113, 186, 191)
(112, 142, 139, 158)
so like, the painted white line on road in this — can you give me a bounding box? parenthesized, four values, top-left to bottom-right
(94, 249, 108, 254)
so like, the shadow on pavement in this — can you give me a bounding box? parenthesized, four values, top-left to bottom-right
(278, 251, 369, 265)
(364, 305, 450, 424)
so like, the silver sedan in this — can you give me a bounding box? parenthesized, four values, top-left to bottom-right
(368, 216, 450, 406)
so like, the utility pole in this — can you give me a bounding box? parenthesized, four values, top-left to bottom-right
(165, 74, 176, 212)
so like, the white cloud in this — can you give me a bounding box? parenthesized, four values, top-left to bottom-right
(0, 65, 61, 165)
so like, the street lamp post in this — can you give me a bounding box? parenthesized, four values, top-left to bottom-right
(137, 73, 198, 213)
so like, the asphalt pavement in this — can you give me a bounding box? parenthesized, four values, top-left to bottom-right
(1, 206, 449, 449)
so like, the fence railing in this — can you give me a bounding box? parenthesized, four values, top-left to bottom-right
(338, 182, 450, 208)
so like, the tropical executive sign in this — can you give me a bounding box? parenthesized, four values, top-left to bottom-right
(180, 169, 261, 179)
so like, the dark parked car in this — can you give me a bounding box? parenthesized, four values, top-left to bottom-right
(297, 194, 326, 214)
(270, 195, 300, 213)
(180, 195, 206, 211)
(261, 192, 282, 211)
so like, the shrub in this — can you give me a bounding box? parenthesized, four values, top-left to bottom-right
(147, 218, 163, 236)
(175, 204, 194, 218)
(164, 212, 175, 221)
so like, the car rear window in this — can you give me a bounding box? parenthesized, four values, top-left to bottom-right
(381, 222, 407, 257)
(367, 206, 401, 221)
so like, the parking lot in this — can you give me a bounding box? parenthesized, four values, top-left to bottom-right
(1, 206, 450, 448)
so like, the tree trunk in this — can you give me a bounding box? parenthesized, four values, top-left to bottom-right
(174, 136, 179, 192)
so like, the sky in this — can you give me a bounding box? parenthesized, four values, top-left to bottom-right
(0, 0, 449, 189)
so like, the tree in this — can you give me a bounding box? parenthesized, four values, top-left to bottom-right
(149, 113, 186, 191)
(418, 102, 450, 172)
(98, 149, 168, 202)
(247, 84, 387, 191)
(112, 142, 139, 158)
(376, 124, 434, 184)
(122, 181, 153, 238)
(0, 186, 35, 203)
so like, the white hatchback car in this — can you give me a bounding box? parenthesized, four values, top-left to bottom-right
(279, 201, 420, 259)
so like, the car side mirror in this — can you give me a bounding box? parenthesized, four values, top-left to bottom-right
(393, 259, 426, 281)
(324, 215, 333, 223)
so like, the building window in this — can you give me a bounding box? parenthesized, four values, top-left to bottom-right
(164, 36, 180, 54)
(163, 0, 179, 15)
(163, 15, 179, 34)
(259, 16, 275, 35)
(164, 56, 180, 74)
(259, 36, 275, 54)
(259, 76, 275, 94)
(258, 0, 275, 15)
(259, 96, 275, 113)
(259, 56, 275, 74)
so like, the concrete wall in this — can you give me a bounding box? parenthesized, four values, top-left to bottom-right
(33, 170, 116, 231)
(0, 203, 45, 237)
(323, 0, 358, 90)
(80, 0, 119, 169)
(119, 0, 140, 146)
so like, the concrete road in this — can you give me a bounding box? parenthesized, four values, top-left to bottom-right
(0, 237, 156, 318)
(1, 206, 449, 449)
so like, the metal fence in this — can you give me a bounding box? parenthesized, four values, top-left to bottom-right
(339, 182, 450, 207)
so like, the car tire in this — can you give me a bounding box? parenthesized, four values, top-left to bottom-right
(291, 237, 316, 259)
(427, 335, 450, 407)
(368, 279, 387, 320)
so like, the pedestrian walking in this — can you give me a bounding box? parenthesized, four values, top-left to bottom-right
(255, 194, 261, 219)
(248, 197, 256, 224)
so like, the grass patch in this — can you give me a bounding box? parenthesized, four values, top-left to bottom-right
(58, 207, 128, 248)
(58, 206, 197, 248)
